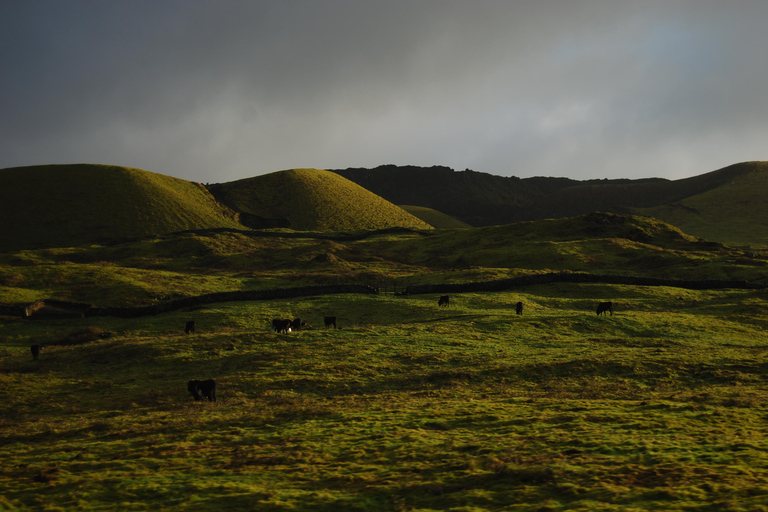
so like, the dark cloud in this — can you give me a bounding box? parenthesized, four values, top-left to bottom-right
(2, 0, 767, 182)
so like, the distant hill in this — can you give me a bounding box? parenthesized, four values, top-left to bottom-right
(0, 164, 244, 251)
(634, 162, 768, 246)
(208, 168, 432, 231)
(331, 162, 768, 245)
(399, 205, 472, 229)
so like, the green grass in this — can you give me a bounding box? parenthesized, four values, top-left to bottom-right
(333, 161, 768, 247)
(2, 219, 768, 510)
(3, 286, 768, 511)
(399, 205, 472, 229)
(0, 164, 245, 251)
(1, 215, 765, 309)
(209, 169, 432, 231)
(635, 162, 768, 247)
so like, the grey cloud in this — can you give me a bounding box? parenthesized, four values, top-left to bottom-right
(2, 0, 767, 182)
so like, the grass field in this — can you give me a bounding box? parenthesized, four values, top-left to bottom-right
(2, 219, 768, 510)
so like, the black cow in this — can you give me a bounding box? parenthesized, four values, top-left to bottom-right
(187, 379, 216, 402)
(438, 295, 450, 307)
(516, 301, 523, 315)
(272, 318, 292, 333)
(185, 320, 196, 334)
(291, 318, 303, 331)
(30, 344, 42, 360)
(596, 301, 614, 316)
(324, 316, 337, 329)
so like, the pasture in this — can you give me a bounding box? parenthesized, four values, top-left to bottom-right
(3, 282, 768, 511)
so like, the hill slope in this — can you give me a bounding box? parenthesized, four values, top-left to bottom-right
(635, 162, 768, 246)
(208, 168, 432, 231)
(0, 164, 244, 251)
(331, 162, 768, 245)
(399, 205, 472, 229)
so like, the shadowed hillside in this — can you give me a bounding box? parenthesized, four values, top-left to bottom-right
(208, 168, 432, 231)
(399, 205, 472, 229)
(0, 164, 244, 251)
(331, 162, 768, 245)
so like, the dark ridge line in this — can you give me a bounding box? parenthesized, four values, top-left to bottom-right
(403, 272, 766, 295)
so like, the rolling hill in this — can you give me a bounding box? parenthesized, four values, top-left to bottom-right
(399, 205, 472, 229)
(0, 164, 245, 251)
(4, 160, 767, 251)
(207, 168, 432, 231)
(0, 165, 434, 252)
(331, 162, 768, 245)
(633, 162, 768, 246)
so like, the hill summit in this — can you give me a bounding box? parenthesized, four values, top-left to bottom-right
(0, 164, 244, 251)
(208, 168, 432, 231)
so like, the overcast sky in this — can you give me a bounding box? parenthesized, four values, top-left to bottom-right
(2, 1, 767, 183)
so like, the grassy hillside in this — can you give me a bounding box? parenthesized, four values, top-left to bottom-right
(2, 238, 768, 509)
(0, 164, 244, 251)
(208, 168, 432, 231)
(399, 205, 472, 229)
(331, 162, 768, 246)
(1, 213, 763, 311)
(357, 212, 763, 282)
(635, 162, 768, 246)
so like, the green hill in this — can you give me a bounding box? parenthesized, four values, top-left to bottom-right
(208, 168, 432, 231)
(362, 212, 731, 278)
(399, 205, 472, 229)
(331, 162, 768, 246)
(634, 162, 768, 246)
(0, 164, 244, 251)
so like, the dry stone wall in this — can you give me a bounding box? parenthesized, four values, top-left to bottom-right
(403, 272, 765, 295)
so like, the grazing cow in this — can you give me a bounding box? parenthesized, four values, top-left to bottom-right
(324, 316, 337, 329)
(272, 318, 292, 333)
(30, 344, 42, 360)
(187, 379, 216, 402)
(185, 320, 196, 334)
(596, 301, 614, 316)
(438, 295, 450, 307)
(516, 301, 524, 315)
(291, 318, 305, 331)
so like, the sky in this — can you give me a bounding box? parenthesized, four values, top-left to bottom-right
(2, 0, 768, 183)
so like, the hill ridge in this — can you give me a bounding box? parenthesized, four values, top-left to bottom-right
(208, 168, 432, 231)
(330, 161, 768, 245)
(0, 163, 245, 251)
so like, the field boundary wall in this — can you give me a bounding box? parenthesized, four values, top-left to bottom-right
(2, 273, 764, 319)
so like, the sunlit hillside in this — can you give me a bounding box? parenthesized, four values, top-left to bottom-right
(209, 168, 432, 231)
(0, 164, 244, 251)
(635, 162, 768, 246)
